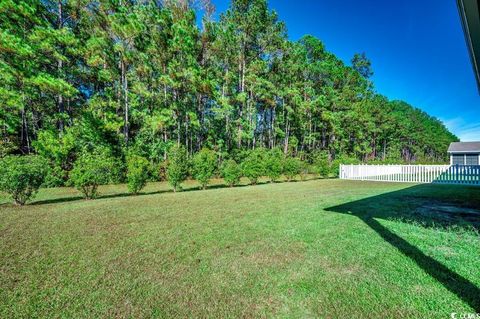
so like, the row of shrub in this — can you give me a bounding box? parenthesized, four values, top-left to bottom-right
(0, 146, 345, 205)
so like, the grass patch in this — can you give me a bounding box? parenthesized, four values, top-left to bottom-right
(0, 179, 479, 318)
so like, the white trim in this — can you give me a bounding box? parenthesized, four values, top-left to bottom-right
(448, 151, 480, 153)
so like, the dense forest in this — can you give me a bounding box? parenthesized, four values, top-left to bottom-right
(0, 0, 458, 185)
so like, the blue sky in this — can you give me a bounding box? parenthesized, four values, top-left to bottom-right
(211, 0, 480, 141)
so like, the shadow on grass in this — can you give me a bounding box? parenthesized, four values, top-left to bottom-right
(31, 190, 163, 206)
(30, 177, 322, 206)
(4, 176, 332, 207)
(326, 183, 480, 311)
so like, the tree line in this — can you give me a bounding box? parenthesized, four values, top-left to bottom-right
(0, 0, 458, 189)
(0, 146, 319, 205)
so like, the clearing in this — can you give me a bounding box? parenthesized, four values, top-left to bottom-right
(0, 179, 479, 318)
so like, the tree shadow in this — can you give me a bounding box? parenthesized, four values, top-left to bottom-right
(326, 183, 480, 311)
(28, 179, 271, 206)
(26, 176, 353, 206)
(29, 178, 308, 206)
(30, 190, 167, 206)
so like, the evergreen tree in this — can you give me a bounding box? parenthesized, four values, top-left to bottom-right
(192, 148, 217, 189)
(222, 159, 242, 187)
(167, 145, 189, 192)
(0, 0, 457, 180)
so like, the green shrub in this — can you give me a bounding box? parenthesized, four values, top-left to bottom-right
(192, 148, 217, 190)
(127, 155, 149, 194)
(167, 145, 189, 192)
(33, 129, 75, 165)
(33, 129, 76, 186)
(0, 140, 16, 159)
(265, 148, 283, 182)
(242, 149, 266, 185)
(283, 157, 301, 181)
(156, 161, 168, 181)
(312, 151, 331, 177)
(0, 155, 48, 205)
(221, 159, 242, 187)
(70, 150, 116, 199)
(299, 161, 310, 181)
(43, 165, 67, 188)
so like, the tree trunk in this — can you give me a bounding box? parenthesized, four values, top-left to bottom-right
(163, 129, 168, 160)
(382, 139, 386, 160)
(185, 114, 189, 154)
(270, 107, 275, 149)
(58, 58, 64, 132)
(57, 0, 64, 133)
(21, 100, 30, 154)
(237, 51, 245, 148)
(284, 119, 289, 155)
(121, 59, 129, 144)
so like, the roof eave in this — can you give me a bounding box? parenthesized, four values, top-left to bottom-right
(457, 0, 480, 93)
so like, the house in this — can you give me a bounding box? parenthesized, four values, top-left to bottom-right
(448, 142, 480, 165)
(457, 0, 480, 92)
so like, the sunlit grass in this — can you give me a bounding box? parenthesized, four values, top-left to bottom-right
(0, 179, 479, 318)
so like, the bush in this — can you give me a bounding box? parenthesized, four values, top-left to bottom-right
(265, 148, 283, 182)
(0, 155, 48, 205)
(127, 155, 149, 194)
(221, 159, 242, 187)
(33, 130, 76, 187)
(283, 157, 301, 181)
(156, 161, 168, 181)
(167, 145, 189, 192)
(192, 148, 217, 190)
(43, 165, 67, 188)
(0, 140, 16, 158)
(242, 149, 266, 185)
(312, 151, 331, 177)
(299, 161, 310, 181)
(70, 150, 116, 199)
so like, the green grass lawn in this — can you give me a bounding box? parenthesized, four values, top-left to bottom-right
(1, 179, 479, 318)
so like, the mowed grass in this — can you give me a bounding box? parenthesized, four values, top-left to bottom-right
(1, 179, 479, 318)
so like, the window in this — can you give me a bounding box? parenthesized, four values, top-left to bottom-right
(465, 154, 479, 165)
(452, 154, 464, 165)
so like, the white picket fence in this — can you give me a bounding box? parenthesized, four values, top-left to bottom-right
(340, 164, 480, 186)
